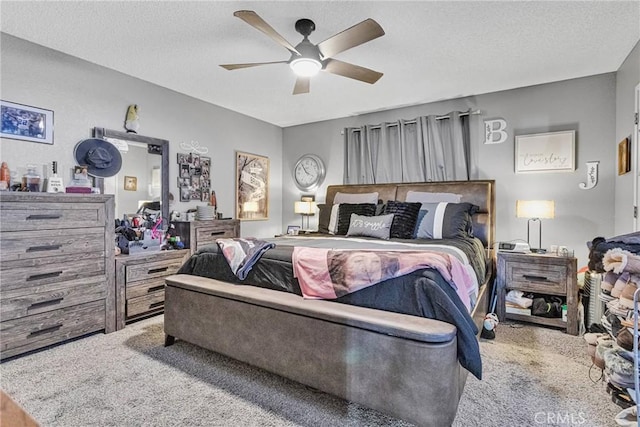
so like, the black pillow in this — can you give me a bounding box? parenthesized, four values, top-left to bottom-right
(383, 201, 422, 239)
(336, 203, 376, 235)
(317, 204, 332, 234)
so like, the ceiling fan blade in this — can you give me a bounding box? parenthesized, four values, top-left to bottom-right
(234, 10, 300, 55)
(317, 18, 385, 59)
(293, 77, 310, 95)
(323, 58, 383, 84)
(220, 61, 288, 70)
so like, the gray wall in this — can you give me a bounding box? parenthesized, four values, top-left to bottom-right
(0, 34, 283, 238)
(615, 40, 640, 234)
(283, 74, 619, 265)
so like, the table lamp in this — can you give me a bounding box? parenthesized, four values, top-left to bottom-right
(294, 200, 316, 231)
(516, 200, 555, 253)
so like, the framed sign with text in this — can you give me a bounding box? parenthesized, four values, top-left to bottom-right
(515, 130, 575, 173)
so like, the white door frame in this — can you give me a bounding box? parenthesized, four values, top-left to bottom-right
(634, 83, 640, 231)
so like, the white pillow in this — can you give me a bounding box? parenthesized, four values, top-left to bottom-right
(406, 191, 462, 204)
(327, 204, 340, 234)
(333, 191, 379, 204)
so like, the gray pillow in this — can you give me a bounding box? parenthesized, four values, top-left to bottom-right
(346, 213, 394, 240)
(416, 202, 478, 239)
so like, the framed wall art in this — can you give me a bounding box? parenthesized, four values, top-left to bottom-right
(177, 152, 211, 202)
(618, 137, 631, 175)
(515, 130, 575, 173)
(1, 100, 54, 144)
(124, 176, 137, 191)
(236, 151, 269, 220)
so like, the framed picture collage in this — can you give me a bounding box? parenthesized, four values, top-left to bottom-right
(177, 152, 211, 202)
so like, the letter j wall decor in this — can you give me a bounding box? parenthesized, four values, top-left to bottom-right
(515, 130, 575, 173)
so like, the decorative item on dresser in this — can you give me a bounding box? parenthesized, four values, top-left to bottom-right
(496, 251, 579, 335)
(170, 219, 240, 255)
(114, 250, 188, 330)
(0, 193, 115, 359)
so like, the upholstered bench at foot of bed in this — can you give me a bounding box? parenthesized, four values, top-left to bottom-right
(164, 274, 468, 427)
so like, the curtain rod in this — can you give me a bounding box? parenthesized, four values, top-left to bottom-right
(342, 109, 482, 133)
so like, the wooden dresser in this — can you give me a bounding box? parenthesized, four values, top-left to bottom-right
(0, 193, 115, 359)
(114, 250, 187, 330)
(171, 219, 240, 254)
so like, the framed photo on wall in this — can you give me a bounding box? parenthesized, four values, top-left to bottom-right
(124, 176, 137, 191)
(236, 151, 269, 220)
(1, 100, 54, 144)
(618, 137, 631, 175)
(515, 130, 575, 173)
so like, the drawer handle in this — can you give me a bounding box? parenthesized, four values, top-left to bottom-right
(210, 231, 225, 236)
(148, 267, 169, 275)
(27, 244, 62, 252)
(523, 274, 549, 282)
(147, 285, 165, 293)
(149, 301, 164, 309)
(28, 297, 64, 310)
(26, 214, 62, 220)
(26, 271, 63, 281)
(28, 324, 63, 337)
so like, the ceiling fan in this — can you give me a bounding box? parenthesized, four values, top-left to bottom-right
(220, 10, 385, 95)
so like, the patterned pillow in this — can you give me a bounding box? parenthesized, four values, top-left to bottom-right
(382, 201, 422, 239)
(346, 213, 394, 240)
(415, 202, 479, 239)
(336, 203, 377, 235)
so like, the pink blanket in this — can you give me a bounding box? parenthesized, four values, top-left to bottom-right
(292, 247, 476, 310)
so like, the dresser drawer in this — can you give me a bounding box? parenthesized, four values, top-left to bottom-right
(0, 227, 105, 263)
(127, 292, 164, 318)
(0, 300, 105, 359)
(0, 202, 107, 232)
(195, 224, 237, 249)
(1, 277, 106, 322)
(505, 261, 567, 294)
(126, 258, 183, 283)
(1, 257, 106, 292)
(126, 277, 166, 299)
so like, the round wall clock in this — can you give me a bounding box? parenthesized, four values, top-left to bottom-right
(293, 154, 326, 191)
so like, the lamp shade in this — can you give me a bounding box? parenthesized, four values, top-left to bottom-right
(294, 200, 316, 215)
(516, 200, 555, 219)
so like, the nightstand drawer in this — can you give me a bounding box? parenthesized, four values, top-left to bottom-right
(506, 262, 567, 294)
(127, 292, 164, 318)
(195, 225, 237, 249)
(126, 258, 183, 283)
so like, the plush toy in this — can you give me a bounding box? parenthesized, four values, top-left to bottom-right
(481, 312, 499, 340)
(124, 104, 140, 133)
(603, 248, 640, 274)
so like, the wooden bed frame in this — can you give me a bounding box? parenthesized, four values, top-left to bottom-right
(164, 180, 495, 426)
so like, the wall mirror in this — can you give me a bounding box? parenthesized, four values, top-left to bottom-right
(93, 127, 169, 224)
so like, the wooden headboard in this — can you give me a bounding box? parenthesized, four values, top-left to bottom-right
(325, 180, 495, 250)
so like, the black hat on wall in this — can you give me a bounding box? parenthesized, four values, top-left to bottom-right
(74, 138, 123, 178)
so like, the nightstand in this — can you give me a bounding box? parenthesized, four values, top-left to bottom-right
(496, 251, 578, 335)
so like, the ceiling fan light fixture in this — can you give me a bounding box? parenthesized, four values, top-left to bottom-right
(290, 57, 322, 77)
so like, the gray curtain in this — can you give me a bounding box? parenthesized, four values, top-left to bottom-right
(343, 111, 470, 184)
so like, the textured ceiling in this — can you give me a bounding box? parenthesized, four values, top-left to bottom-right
(2, 1, 639, 127)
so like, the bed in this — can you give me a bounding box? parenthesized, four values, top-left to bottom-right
(164, 180, 495, 426)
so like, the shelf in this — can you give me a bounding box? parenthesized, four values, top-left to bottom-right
(506, 313, 566, 328)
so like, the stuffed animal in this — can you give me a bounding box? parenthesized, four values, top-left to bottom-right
(124, 104, 140, 133)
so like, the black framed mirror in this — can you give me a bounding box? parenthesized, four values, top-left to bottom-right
(92, 127, 170, 224)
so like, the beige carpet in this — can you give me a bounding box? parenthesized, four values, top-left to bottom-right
(0, 316, 624, 426)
